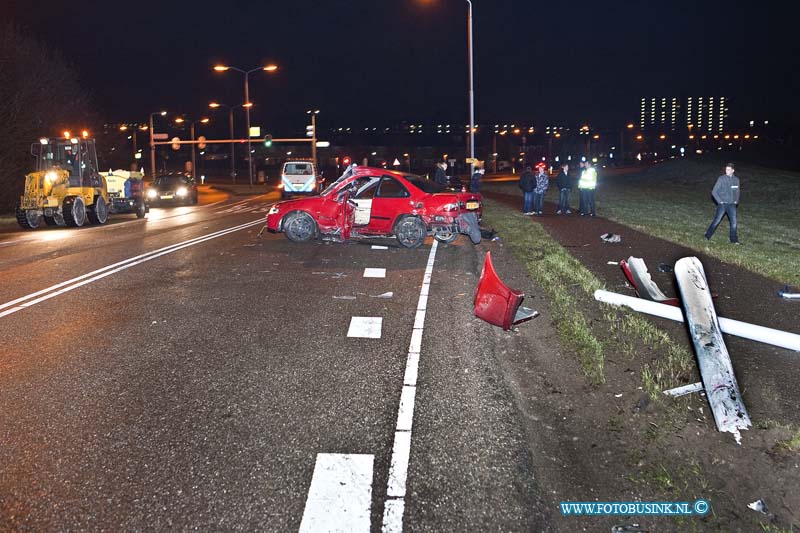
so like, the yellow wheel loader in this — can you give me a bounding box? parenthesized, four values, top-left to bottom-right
(16, 136, 110, 229)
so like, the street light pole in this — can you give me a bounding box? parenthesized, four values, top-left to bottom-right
(149, 114, 155, 179)
(191, 121, 196, 181)
(467, 0, 475, 176)
(214, 64, 278, 187)
(210, 102, 239, 182)
(229, 108, 235, 182)
(307, 109, 319, 170)
(244, 73, 253, 186)
(149, 111, 166, 178)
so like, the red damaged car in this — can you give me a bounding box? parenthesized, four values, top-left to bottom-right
(266, 165, 482, 248)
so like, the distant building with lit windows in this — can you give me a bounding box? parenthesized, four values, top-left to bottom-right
(639, 96, 728, 133)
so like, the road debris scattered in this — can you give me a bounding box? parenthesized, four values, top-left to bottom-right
(663, 382, 704, 397)
(747, 499, 769, 514)
(474, 251, 538, 330)
(658, 263, 673, 273)
(332, 295, 356, 300)
(600, 232, 622, 243)
(778, 285, 800, 299)
(620, 257, 679, 306)
(370, 292, 394, 299)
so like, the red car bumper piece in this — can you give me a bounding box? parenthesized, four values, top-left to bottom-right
(473, 251, 537, 330)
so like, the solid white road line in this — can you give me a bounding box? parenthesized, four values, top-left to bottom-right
(0, 219, 263, 319)
(347, 317, 383, 339)
(363, 268, 386, 278)
(299, 453, 374, 533)
(381, 240, 438, 532)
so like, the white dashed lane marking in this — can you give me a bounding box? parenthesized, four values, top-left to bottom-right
(347, 317, 383, 339)
(299, 453, 374, 533)
(371, 245, 389, 250)
(363, 268, 386, 278)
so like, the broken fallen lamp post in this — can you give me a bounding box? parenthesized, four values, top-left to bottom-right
(674, 257, 750, 444)
(596, 256, 800, 443)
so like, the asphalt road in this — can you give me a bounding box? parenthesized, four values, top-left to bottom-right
(0, 187, 547, 531)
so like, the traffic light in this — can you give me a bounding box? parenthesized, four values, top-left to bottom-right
(264, 134, 272, 148)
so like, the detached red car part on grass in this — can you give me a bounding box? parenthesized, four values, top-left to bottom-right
(266, 165, 483, 248)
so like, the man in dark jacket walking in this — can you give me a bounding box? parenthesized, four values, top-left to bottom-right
(518, 166, 535, 214)
(555, 162, 572, 214)
(704, 162, 741, 243)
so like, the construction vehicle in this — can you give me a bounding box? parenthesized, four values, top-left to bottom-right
(104, 169, 149, 218)
(16, 135, 111, 229)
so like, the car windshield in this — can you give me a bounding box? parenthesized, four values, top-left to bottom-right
(283, 163, 313, 175)
(154, 176, 185, 186)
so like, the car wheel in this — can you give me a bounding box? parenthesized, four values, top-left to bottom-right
(192, 192, 198, 205)
(433, 227, 459, 244)
(284, 212, 316, 243)
(62, 196, 86, 227)
(395, 217, 427, 248)
(136, 201, 146, 218)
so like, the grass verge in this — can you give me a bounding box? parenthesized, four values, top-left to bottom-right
(594, 160, 800, 286)
(482, 198, 694, 390)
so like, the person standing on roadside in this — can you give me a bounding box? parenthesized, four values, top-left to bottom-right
(533, 163, 549, 214)
(433, 161, 448, 186)
(555, 162, 572, 214)
(518, 166, 535, 214)
(578, 160, 597, 216)
(470, 163, 485, 192)
(704, 162, 741, 244)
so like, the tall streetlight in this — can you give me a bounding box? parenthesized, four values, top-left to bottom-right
(209, 101, 247, 182)
(213, 64, 279, 186)
(307, 109, 319, 170)
(175, 116, 210, 180)
(420, 1, 474, 175)
(467, 0, 475, 176)
(149, 110, 167, 178)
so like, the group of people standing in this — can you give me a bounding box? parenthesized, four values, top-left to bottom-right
(518, 160, 597, 216)
(448, 158, 741, 245)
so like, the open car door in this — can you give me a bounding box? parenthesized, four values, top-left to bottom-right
(351, 176, 381, 227)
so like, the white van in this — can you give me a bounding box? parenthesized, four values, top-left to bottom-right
(280, 160, 318, 198)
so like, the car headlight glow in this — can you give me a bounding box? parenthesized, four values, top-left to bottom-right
(268, 206, 280, 215)
(147, 189, 157, 199)
(176, 186, 188, 196)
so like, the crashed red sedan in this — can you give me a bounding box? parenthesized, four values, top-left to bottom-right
(266, 165, 482, 248)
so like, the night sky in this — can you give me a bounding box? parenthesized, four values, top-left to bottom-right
(11, 0, 798, 133)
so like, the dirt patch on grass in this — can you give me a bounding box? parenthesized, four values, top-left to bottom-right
(480, 194, 800, 531)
